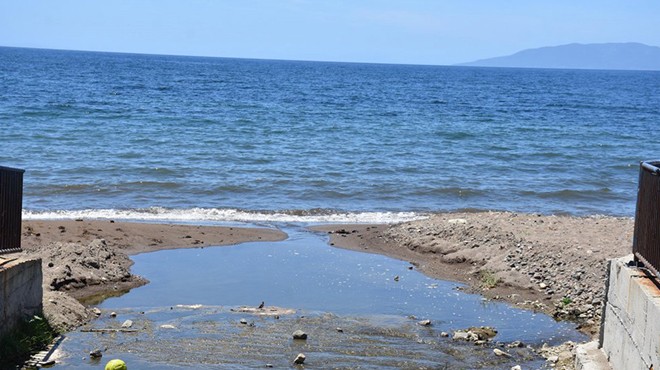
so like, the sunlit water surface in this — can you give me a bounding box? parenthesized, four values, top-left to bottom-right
(54, 226, 586, 369)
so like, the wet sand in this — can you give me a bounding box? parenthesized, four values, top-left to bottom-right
(20, 219, 287, 330)
(311, 211, 634, 338)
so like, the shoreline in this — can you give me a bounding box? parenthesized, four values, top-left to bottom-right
(20, 211, 633, 339)
(311, 211, 633, 338)
(20, 219, 287, 331)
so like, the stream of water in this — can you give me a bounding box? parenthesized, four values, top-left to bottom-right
(52, 226, 586, 369)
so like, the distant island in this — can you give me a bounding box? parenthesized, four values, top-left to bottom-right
(458, 42, 660, 71)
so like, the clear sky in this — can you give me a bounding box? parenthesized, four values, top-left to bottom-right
(1, 0, 659, 65)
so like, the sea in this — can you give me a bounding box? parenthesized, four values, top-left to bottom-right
(2, 46, 660, 223)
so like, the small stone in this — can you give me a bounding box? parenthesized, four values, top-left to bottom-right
(394, 275, 400, 282)
(547, 355, 559, 363)
(293, 353, 306, 365)
(266, 364, 273, 368)
(292, 330, 308, 340)
(453, 331, 469, 340)
(418, 319, 432, 326)
(440, 332, 449, 337)
(89, 349, 102, 359)
(336, 327, 344, 333)
(511, 366, 522, 370)
(160, 324, 176, 329)
(121, 320, 133, 328)
(110, 312, 117, 318)
(539, 283, 547, 289)
(240, 319, 248, 324)
(91, 308, 102, 316)
(507, 340, 524, 348)
(493, 348, 512, 357)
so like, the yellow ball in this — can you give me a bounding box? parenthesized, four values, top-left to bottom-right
(105, 359, 127, 370)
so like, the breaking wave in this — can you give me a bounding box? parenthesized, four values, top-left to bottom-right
(22, 207, 428, 224)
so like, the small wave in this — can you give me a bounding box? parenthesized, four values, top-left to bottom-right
(22, 207, 428, 224)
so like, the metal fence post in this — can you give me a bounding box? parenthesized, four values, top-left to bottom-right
(0, 166, 25, 254)
(632, 160, 660, 278)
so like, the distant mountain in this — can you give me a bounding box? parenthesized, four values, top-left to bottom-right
(458, 42, 660, 71)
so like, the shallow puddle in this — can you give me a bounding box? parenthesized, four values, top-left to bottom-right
(53, 226, 586, 369)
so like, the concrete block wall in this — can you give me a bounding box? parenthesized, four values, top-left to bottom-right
(601, 255, 660, 370)
(0, 258, 43, 338)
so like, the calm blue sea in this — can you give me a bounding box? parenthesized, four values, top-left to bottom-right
(2, 46, 659, 222)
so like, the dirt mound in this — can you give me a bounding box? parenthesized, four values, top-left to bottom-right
(23, 238, 146, 331)
(37, 239, 138, 293)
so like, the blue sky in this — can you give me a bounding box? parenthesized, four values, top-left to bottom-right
(1, 0, 659, 65)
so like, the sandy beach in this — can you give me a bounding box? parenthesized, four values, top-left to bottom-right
(21, 212, 633, 340)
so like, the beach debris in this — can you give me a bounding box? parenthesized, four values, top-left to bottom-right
(232, 305, 296, 316)
(332, 229, 350, 235)
(176, 304, 203, 309)
(452, 331, 470, 341)
(493, 348, 512, 357)
(417, 319, 432, 326)
(507, 340, 525, 348)
(452, 327, 497, 342)
(292, 330, 308, 340)
(468, 326, 497, 340)
(105, 359, 127, 370)
(121, 320, 133, 328)
(89, 349, 103, 359)
(293, 353, 306, 365)
(80, 328, 138, 333)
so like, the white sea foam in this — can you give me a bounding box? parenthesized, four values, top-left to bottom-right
(22, 207, 427, 224)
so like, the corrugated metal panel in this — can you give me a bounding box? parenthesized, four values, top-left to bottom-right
(633, 161, 660, 278)
(0, 166, 25, 254)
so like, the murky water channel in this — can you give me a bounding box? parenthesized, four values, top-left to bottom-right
(53, 226, 586, 369)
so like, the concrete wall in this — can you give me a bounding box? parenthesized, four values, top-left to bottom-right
(0, 257, 43, 338)
(601, 255, 660, 370)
